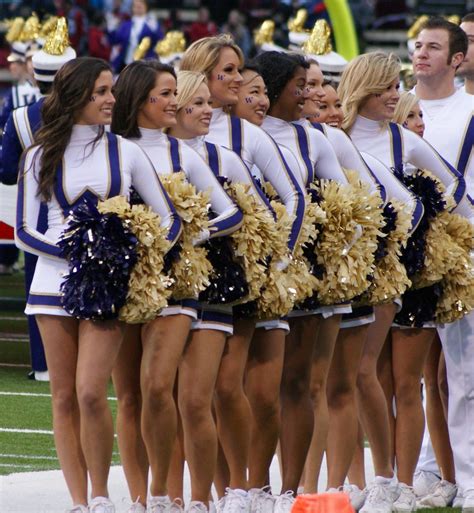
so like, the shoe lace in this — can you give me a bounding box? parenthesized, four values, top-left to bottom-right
(148, 498, 171, 513)
(187, 501, 208, 513)
(121, 497, 145, 513)
(275, 491, 294, 512)
(251, 488, 273, 513)
(67, 506, 88, 513)
(89, 498, 114, 513)
(223, 489, 248, 513)
(396, 486, 415, 506)
(170, 499, 184, 513)
(365, 484, 390, 505)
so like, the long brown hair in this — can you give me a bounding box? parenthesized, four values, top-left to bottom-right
(33, 57, 111, 201)
(111, 60, 176, 139)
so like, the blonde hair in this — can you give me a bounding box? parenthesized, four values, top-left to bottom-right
(392, 91, 419, 125)
(338, 51, 401, 132)
(176, 70, 208, 111)
(180, 34, 244, 78)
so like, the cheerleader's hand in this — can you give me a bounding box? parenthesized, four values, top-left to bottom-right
(192, 229, 211, 247)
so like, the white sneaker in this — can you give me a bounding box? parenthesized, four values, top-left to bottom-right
(413, 471, 440, 499)
(417, 480, 457, 508)
(221, 489, 250, 513)
(360, 477, 398, 513)
(462, 490, 474, 513)
(344, 484, 368, 511)
(187, 502, 208, 513)
(147, 496, 172, 513)
(208, 501, 216, 513)
(128, 502, 146, 513)
(273, 491, 295, 513)
(89, 497, 115, 513)
(66, 506, 88, 513)
(249, 487, 276, 513)
(392, 484, 416, 513)
(454, 488, 465, 508)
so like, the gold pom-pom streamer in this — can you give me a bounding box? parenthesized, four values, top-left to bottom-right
(224, 182, 278, 301)
(435, 213, 474, 323)
(362, 199, 412, 304)
(133, 36, 151, 61)
(256, 197, 324, 318)
(5, 18, 24, 44)
(19, 13, 40, 42)
(98, 196, 173, 323)
(43, 17, 70, 56)
(313, 175, 385, 305)
(160, 172, 213, 299)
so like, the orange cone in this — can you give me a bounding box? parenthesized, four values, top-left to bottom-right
(291, 492, 355, 513)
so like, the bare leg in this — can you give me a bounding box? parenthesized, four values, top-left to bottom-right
(326, 324, 367, 488)
(356, 304, 397, 478)
(392, 327, 435, 485)
(76, 319, 124, 498)
(246, 327, 286, 488)
(280, 315, 321, 493)
(141, 314, 192, 496)
(214, 319, 255, 490)
(178, 329, 226, 503)
(423, 335, 455, 482)
(377, 335, 395, 468)
(112, 324, 148, 505)
(303, 315, 340, 493)
(167, 381, 186, 501)
(214, 439, 231, 498)
(347, 422, 366, 490)
(36, 315, 87, 506)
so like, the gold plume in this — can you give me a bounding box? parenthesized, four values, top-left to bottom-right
(40, 16, 58, 38)
(5, 17, 24, 43)
(43, 17, 70, 55)
(447, 15, 460, 25)
(303, 19, 332, 55)
(155, 31, 186, 57)
(19, 12, 40, 42)
(133, 37, 151, 60)
(288, 8, 308, 33)
(407, 15, 429, 39)
(254, 20, 275, 46)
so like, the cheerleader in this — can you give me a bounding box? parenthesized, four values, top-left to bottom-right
(15, 57, 180, 513)
(254, 50, 362, 511)
(111, 60, 243, 513)
(391, 92, 456, 508)
(180, 35, 306, 513)
(315, 81, 344, 127)
(227, 61, 292, 511)
(167, 68, 278, 509)
(338, 51, 470, 513)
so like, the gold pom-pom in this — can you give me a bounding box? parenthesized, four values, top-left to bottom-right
(98, 196, 173, 323)
(313, 175, 385, 304)
(224, 182, 278, 301)
(435, 213, 474, 323)
(160, 172, 213, 299)
(363, 199, 412, 304)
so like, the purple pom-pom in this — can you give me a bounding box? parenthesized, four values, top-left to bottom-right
(58, 197, 138, 320)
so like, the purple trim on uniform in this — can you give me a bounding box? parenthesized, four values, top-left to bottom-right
(292, 123, 314, 186)
(167, 135, 182, 173)
(230, 116, 243, 158)
(196, 307, 233, 326)
(27, 293, 63, 307)
(168, 298, 199, 309)
(33, 67, 57, 77)
(16, 157, 62, 258)
(106, 132, 122, 197)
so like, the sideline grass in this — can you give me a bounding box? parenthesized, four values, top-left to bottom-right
(0, 366, 119, 476)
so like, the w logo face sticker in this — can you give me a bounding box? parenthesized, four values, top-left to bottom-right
(245, 97, 253, 104)
(217, 74, 225, 81)
(185, 107, 193, 114)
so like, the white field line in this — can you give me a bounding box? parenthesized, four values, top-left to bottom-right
(0, 453, 57, 461)
(0, 391, 117, 401)
(0, 463, 35, 468)
(0, 428, 53, 435)
(0, 363, 30, 368)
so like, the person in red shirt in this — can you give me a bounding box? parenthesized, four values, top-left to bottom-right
(88, 13, 111, 60)
(187, 7, 218, 43)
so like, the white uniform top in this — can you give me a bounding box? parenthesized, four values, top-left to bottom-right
(206, 108, 305, 251)
(12, 80, 39, 109)
(132, 128, 242, 239)
(414, 87, 474, 200)
(261, 115, 348, 187)
(294, 119, 382, 197)
(183, 135, 271, 211)
(16, 125, 180, 316)
(349, 115, 472, 220)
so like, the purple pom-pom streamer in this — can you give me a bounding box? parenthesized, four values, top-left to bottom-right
(58, 197, 138, 320)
